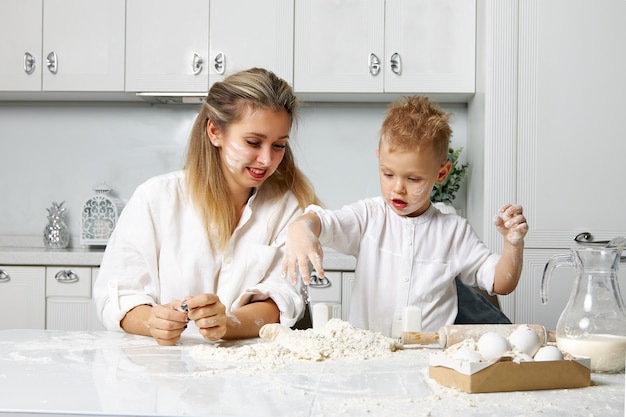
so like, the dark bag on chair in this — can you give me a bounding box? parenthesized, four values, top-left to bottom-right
(454, 276, 511, 324)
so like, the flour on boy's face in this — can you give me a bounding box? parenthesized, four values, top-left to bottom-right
(376, 144, 443, 218)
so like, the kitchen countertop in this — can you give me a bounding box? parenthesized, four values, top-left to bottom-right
(0, 329, 623, 417)
(0, 244, 356, 271)
(0, 245, 105, 266)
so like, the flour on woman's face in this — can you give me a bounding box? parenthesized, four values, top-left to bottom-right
(222, 140, 252, 173)
(212, 108, 291, 195)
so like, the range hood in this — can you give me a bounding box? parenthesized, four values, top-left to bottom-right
(135, 92, 206, 105)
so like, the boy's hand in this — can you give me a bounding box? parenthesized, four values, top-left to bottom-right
(493, 204, 528, 245)
(281, 216, 324, 286)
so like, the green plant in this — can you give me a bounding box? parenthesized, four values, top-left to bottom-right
(431, 147, 469, 205)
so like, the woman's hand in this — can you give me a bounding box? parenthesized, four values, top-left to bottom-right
(493, 204, 528, 246)
(184, 294, 228, 341)
(139, 302, 188, 346)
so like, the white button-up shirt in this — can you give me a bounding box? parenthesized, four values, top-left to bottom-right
(307, 198, 498, 337)
(94, 171, 305, 333)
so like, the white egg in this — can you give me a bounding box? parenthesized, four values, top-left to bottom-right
(533, 345, 564, 361)
(453, 347, 482, 362)
(508, 325, 543, 357)
(477, 332, 511, 361)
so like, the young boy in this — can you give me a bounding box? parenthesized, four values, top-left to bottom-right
(282, 96, 528, 337)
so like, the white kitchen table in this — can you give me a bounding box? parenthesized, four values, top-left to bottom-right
(0, 329, 623, 417)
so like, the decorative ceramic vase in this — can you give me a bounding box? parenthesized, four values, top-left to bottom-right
(43, 201, 70, 249)
(81, 182, 125, 246)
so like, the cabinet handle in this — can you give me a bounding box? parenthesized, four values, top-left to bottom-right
(54, 269, 79, 284)
(390, 52, 402, 75)
(574, 232, 609, 245)
(46, 51, 57, 74)
(214, 52, 225, 75)
(0, 270, 9, 283)
(368, 53, 381, 76)
(192, 52, 203, 75)
(574, 232, 626, 262)
(309, 274, 331, 288)
(23, 52, 36, 75)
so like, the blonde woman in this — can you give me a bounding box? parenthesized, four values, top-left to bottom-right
(94, 68, 319, 345)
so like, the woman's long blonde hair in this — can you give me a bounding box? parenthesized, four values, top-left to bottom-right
(184, 68, 319, 249)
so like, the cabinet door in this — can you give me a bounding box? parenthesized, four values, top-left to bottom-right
(45, 266, 104, 331)
(341, 272, 355, 321)
(383, 0, 475, 94)
(126, 0, 209, 93)
(0, 0, 42, 91)
(209, 0, 293, 85)
(0, 266, 45, 329)
(42, 0, 125, 91)
(517, 0, 626, 247)
(308, 271, 342, 320)
(294, 0, 385, 93)
(46, 266, 91, 298)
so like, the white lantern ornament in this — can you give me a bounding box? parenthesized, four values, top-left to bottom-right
(80, 182, 125, 246)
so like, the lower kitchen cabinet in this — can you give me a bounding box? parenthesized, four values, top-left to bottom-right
(2, 260, 355, 330)
(308, 271, 342, 319)
(46, 266, 105, 331)
(0, 265, 46, 329)
(0, 264, 104, 331)
(307, 270, 355, 321)
(341, 272, 355, 321)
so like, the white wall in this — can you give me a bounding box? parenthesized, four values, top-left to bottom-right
(0, 101, 467, 246)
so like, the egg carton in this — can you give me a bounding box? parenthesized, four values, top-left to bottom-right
(428, 353, 591, 393)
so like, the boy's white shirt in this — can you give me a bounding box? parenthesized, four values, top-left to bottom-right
(93, 170, 306, 333)
(307, 197, 499, 337)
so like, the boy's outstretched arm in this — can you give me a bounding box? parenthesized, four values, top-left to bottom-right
(492, 204, 529, 295)
(281, 212, 324, 285)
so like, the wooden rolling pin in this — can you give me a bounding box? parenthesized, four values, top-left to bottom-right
(401, 324, 556, 348)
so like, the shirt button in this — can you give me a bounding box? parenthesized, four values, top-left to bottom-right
(224, 257, 232, 264)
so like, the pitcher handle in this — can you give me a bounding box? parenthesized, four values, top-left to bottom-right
(540, 254, 572, 304)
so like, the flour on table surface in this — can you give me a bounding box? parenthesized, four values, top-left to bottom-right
(190, 318, 396, 372)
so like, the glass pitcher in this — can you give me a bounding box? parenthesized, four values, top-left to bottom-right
(541, 246, 626, 373)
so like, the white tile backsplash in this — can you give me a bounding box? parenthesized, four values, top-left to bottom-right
(0, 101, 467, 243)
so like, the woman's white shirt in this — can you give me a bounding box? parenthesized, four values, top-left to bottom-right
(93, 171, 305, 333)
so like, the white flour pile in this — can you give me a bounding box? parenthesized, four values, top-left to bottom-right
(189, 318, 396, 372)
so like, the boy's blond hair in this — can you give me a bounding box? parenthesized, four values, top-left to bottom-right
(379, 96, 452, 164)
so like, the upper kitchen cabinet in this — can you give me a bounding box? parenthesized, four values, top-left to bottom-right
(125, 0, 210, 96)
(293, 0, 475, 102)
(0, 0, 125, 93)
(209, 0, 293, 85)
